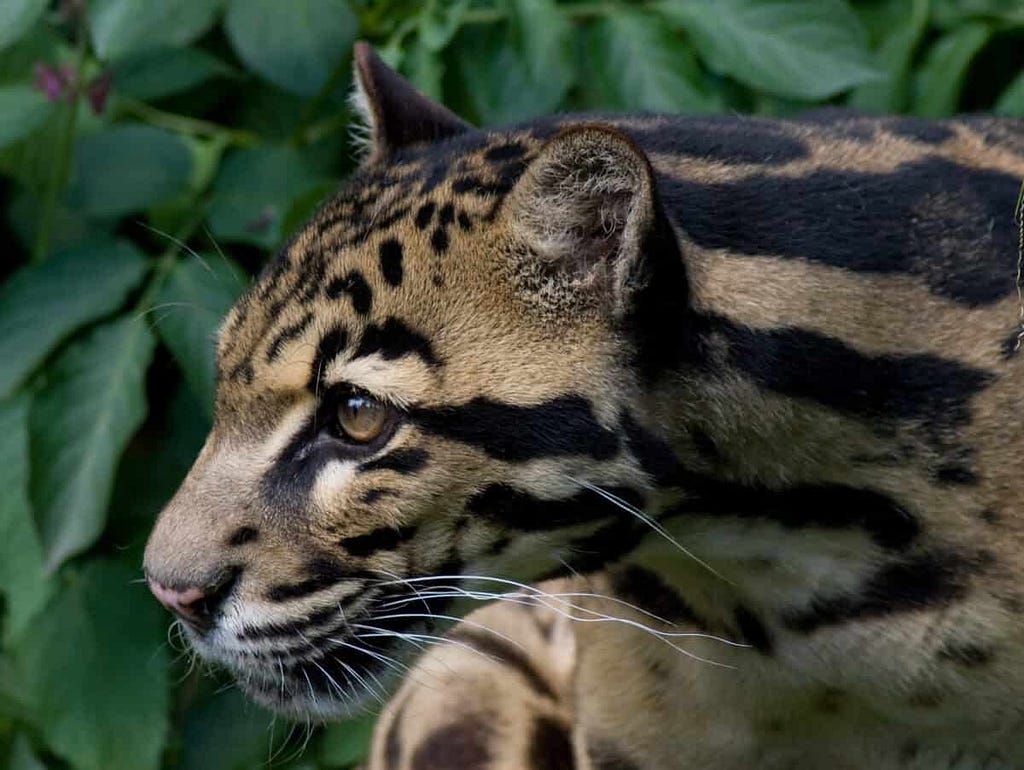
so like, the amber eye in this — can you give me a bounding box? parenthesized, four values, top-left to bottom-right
(336, 393, 390, 443)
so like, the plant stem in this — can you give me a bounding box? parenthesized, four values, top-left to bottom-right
(118, 98, 261, 147)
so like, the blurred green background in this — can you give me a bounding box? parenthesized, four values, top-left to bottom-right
(0, 1, 1022, 768)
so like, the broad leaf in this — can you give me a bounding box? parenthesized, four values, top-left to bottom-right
(0, 86, 52, 149)
(207, 144, 330, 248)
(995, 69, 1024, 116)
(587, 9, 717, 113)
(849, 0, 931, 112)
(457, 25, 567, 124)
(65, 124, 193, 217)
(0, 0, 47, 53)
(914, 23, 992, 116)
(8, 734, 46, 770)
(417, 0, 470, 51)
(179, 689, 283, 770)
(660, 0, 883, 100)
(89, 0, 222, 61)
(12, 559, 169, 770)
(30, 317, 155, 569)
(224, 0, 357, 96)
(0, 237, 147, 398)
(155, 256, 247, 414)
(0, 394, 51, 644)
(113, 46, 236, 101)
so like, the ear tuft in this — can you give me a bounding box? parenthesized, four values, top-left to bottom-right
(351, 42, 471, 163)
(508, 126, 656, 315)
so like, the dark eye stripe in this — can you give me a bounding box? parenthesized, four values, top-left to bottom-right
(358, 448, 428, 475)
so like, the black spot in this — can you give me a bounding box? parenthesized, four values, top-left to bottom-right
(379, 239, 404, 286)
(325, 271, 373, 315)
(340, 525, 418, 557)
(446, 628, 558, 700)
(308, 325, 348, 391)
(625, 413, 922, 550)
(609, 565, 701, 625)
(457, 211, 473, 231)
(659, 158, 1021, 305)
(529, 717, 574, 770)
(629, 116, 809, 165)
(467, 484, 641, 531)
(887, 118, 955, 144)
(587, 738, 642, 770)
(353, 318, 440, 368)
(932, 464, 978, 485)
(484, 142, 527, 163)
(695, 314, 995, 440)
(226, 527, 258, 547)
(689, 427, 721, 462)
(415, 201, 436, 229)
(430, 226, 448, 254)
(734, 605, 772, 654)
(979, 508, 1000, 524)
(410, 716, 492, 770)
(266, 312, 313, 362)
(413, 395, 619, 462)
(359, 448, 429, 475)
(937, 642, 993, 666)
(783, 550, 975, 632)
(438, 202, 455, 225)
(451, 175, 513, 197)
(229, 360, 254, 384)
(555, 516, 648, 576)
(266, 558, 370, 602)
(361, 488, 394, 505)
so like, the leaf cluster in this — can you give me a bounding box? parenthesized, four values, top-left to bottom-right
(0, 1, 1021, 768)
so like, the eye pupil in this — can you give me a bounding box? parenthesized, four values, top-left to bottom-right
(337, 393, 388, 443)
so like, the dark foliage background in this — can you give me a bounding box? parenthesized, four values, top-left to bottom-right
(0, 1, 1021, 768)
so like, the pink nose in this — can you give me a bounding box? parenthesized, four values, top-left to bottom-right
(147, 578, 213, 626)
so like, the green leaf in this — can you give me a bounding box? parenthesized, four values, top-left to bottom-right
(179, 689, 284, 770)
(113, 46, 236, 101)
(30, 317, 155, 569)
(456, 24, 568, 124)
(660, 0, 883, 100)
(913, 23, 992, 117)
(0, 0, 47, 53)
(0, 237, 148, 398)
(12, 559, 169, 770)
(0, 86, 52, 149)
(155, 256, 247, 414)
(0, 394, 51, 644)
(224, 0, 357, 96)
(417, 0, 470, 51)
(931, 0, 1024, 28)
(89, 0, 222, 61)
(587, 9, 716, 113)
(65, 124, 193, 217)
(996, 70, 1024, 115)
(319, 715, 376, 768)
(8, 734, 46, 770)
(207, 144, 330, 248)
(849, 0, 931, 112)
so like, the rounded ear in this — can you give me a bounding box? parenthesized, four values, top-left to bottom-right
(505, 125, 658, 316)
(351, 41, 472, 163)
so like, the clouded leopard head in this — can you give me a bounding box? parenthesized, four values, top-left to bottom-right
(144, 42, 687, 718)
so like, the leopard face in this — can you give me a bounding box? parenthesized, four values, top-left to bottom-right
(144, 45, 675, 718)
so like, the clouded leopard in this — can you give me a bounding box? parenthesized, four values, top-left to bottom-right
(144, 42, 1024, 769)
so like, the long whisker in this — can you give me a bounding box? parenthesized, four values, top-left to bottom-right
(567, 476, 729, 584)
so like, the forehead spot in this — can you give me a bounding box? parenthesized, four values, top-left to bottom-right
(325, 271, 373, 316)
(379, 239, 404, 287)
(415, 201, 436, 229)
(430, 226, 449, 254)
(309, 325, 348, 392)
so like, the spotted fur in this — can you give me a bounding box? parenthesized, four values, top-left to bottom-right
(145, 43, 1024, 769)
